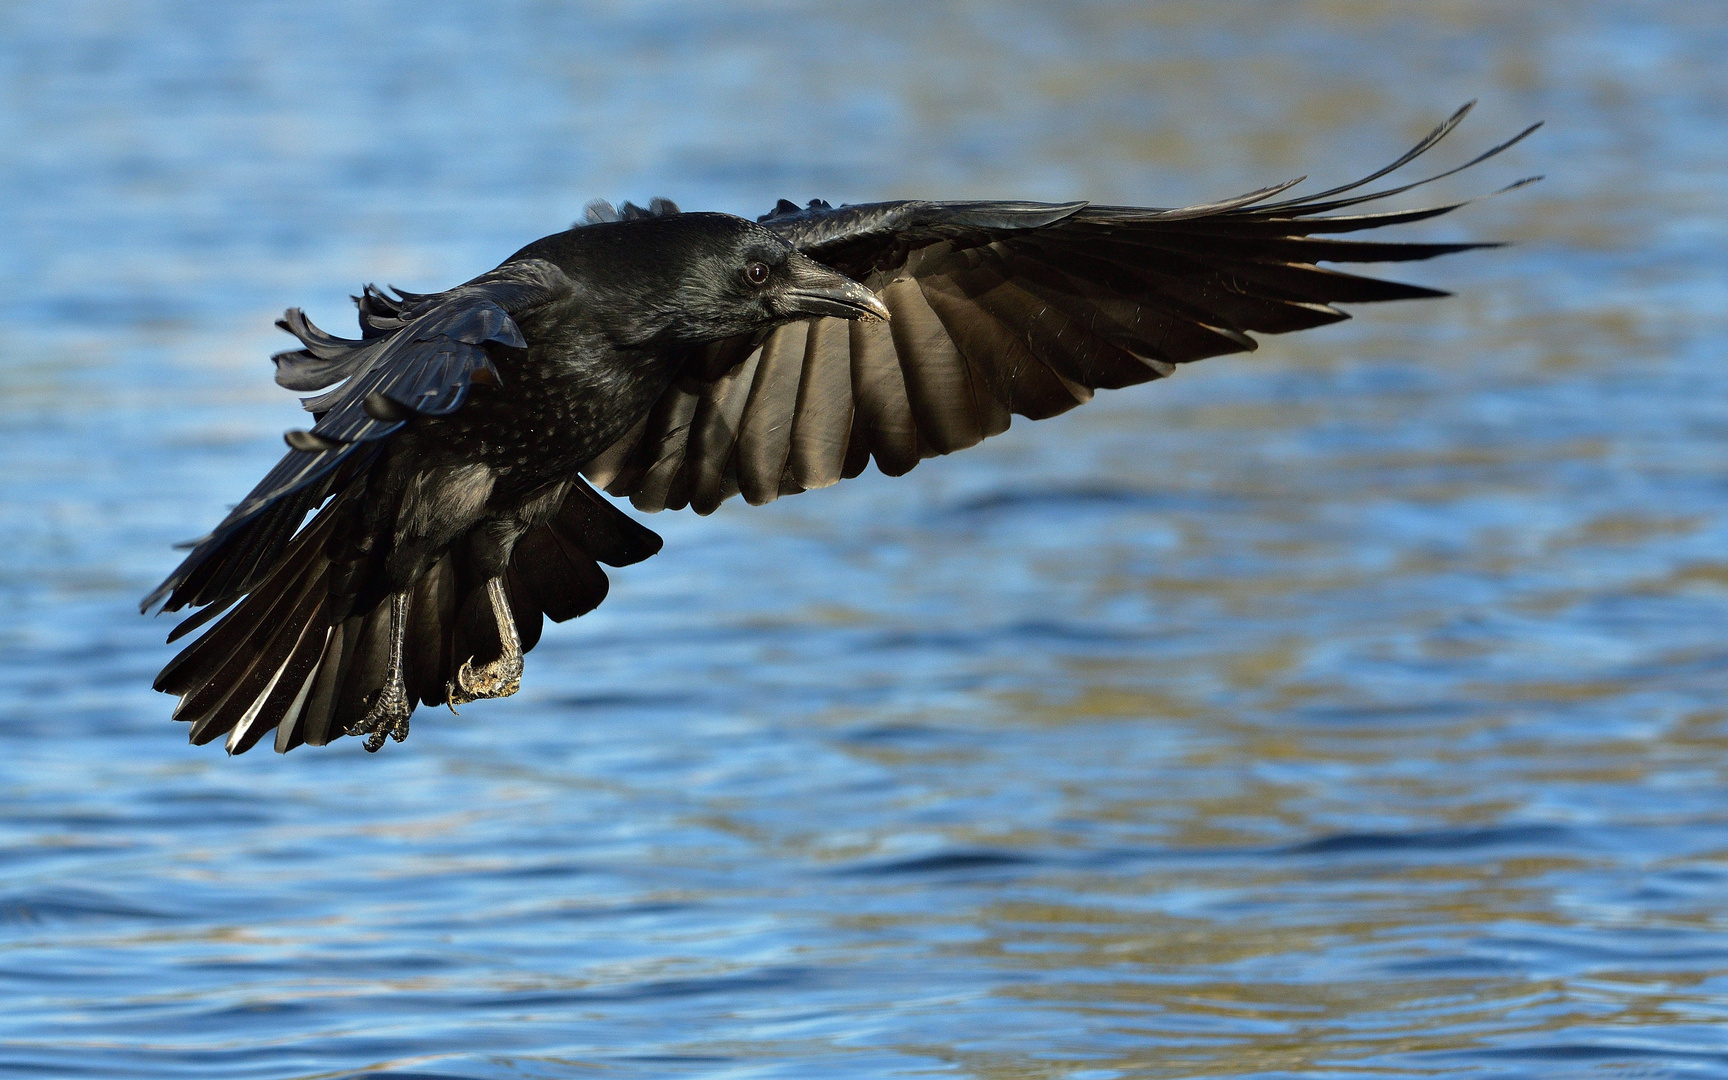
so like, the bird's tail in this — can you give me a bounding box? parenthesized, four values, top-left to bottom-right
(153, 478, 662, 754)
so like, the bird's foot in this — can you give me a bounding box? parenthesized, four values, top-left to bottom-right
(447, 652, 523, 707)
(350, 679, 412, 752)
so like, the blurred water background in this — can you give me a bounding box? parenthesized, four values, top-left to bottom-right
(2, 2, 1726, 1077)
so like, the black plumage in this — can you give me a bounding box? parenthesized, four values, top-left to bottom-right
(144, 104, 1536, 754)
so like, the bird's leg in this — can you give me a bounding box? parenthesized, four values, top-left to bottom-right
(350, 590, 413, 752)
(449, 577, 523, 706)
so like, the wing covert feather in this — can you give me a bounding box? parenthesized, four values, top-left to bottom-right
(147, 259, 573, 614)
(881, 276, 986, 455)
(849, 315, 923, 477)
(737, 323, 808, 505)
(787, 317, 856, 490)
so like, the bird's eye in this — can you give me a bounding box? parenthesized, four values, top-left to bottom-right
(745, 261, 771, 286)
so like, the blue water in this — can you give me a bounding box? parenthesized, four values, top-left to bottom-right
(3, 3, 1727, 1077)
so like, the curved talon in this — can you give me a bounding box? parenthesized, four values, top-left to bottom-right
(447, 650, 523, 706)
(458, 657, 481, 695)
(445, 657, 478, 710)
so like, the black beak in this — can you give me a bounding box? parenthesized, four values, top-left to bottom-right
(779, 254, 891, 322)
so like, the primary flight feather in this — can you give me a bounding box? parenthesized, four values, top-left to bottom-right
(143, 104, 1537, 755)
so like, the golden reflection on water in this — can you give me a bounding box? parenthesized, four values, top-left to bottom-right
(3, 0, 1725, 1076)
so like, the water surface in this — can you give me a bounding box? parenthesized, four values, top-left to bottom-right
(2, 2, 1727, 1077)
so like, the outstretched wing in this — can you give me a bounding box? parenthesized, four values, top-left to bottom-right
(584, 104, 1539, 515)
(143, 258, 574, 614)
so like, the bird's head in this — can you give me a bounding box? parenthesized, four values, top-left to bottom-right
(564, 211, 889, 347)
(662, 213, 890, 342)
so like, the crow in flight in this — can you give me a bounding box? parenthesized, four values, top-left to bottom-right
(143, 105, 1536, 755)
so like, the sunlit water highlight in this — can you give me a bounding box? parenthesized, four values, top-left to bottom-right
(2, 3, 1727, 1077)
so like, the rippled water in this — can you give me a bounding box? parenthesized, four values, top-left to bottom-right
(3, 2, 1726, 1077)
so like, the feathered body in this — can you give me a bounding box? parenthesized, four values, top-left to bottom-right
(143, 105, 1537, 755)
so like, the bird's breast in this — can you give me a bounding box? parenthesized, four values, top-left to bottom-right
(425, 340, 681, 498)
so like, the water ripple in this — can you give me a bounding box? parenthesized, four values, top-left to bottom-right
(1, 1, 1725, 1077)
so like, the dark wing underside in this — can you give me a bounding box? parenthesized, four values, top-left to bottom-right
(143, 258, 574, 615)
(583, 104, 1538, 515)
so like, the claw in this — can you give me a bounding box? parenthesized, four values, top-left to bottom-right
(446, 650, 523, 706)
(445, 576, 525, 708)
(350, 677, 411, 752)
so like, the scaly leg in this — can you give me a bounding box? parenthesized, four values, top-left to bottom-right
(448, 577, 523, 707)
(350, 590, 413, 752)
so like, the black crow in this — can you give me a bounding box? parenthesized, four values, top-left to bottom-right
(143, 105, 1537, 755)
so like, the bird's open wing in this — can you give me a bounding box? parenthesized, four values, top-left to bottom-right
(143, 258, 573, 614)
(584, 104, 1538, 515)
